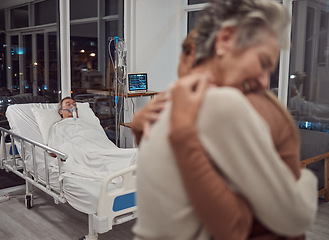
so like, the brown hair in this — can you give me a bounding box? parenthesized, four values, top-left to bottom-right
(182, 29, 198, 56)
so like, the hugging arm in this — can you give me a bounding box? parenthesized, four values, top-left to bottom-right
(169, 126, 253, 240)
(168, 77, 252, 240)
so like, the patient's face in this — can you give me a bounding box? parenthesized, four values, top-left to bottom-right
(60, 98, 78, 119)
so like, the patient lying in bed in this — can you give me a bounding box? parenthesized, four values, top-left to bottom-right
(48, 97, 137, 181)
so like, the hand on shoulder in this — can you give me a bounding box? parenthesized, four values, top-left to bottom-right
(170, 72, 214, 133)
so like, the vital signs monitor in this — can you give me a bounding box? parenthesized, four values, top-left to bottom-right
(127, 73, 148, 93)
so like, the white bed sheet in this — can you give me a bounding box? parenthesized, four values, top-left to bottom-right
(6, 102, 137, 214)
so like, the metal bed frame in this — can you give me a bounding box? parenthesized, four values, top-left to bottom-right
(0, 126, 137, 240)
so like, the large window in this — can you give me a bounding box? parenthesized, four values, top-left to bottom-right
(106, 0, 119, 15)
(35, 0, 57, 25)
(0, 0, 123, 136)
(187, 11, 200, 32)
(70, 0, 97, 20)
(0, 33, 6, 88)
(186, 0, 206, 32)
(288, 0, 329, 133)
(69, 0, 122, 96)
(71, 22, 98, 90)
(68, 0, 123, 142)
(10, 35, 19, 94)
(0, 10, 5, 30)
(3, 0, 59, 109)
(188, 0, 207, 4)
(10, 5, 29, 29)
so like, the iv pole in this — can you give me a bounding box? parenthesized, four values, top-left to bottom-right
(111, 36, 126, 147)
(114, 36, 119, 146)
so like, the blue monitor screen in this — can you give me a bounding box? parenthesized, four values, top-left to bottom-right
(128, 73, 148, 92)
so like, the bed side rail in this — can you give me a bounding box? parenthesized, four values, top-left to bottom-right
(94, 164, 137, 233)
(0, 126, 68, 203)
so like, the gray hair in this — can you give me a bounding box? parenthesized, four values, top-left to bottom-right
(194, 0, 290, 66)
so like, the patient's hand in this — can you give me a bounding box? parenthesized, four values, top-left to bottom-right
(170, 72, 214, 133)
(48, 152, 66, 162)
(131, 92, 168, 144)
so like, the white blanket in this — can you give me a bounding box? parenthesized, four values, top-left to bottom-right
(48, 118, 137, 181)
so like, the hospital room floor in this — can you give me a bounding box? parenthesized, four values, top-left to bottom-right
(0, 186, 328, 240)
(0, 185, 135, 240)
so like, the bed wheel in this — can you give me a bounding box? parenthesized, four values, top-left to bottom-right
(25, 194, 33, 209)
(78, 237, 85, 240)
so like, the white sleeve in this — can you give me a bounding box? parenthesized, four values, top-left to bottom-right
(197, 87, 318, 237)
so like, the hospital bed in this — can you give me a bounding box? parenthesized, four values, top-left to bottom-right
(0, 102, 137, 240)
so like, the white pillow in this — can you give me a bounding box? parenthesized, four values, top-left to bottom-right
(77, 102, 100, 124)
(31, 108, 61, 145)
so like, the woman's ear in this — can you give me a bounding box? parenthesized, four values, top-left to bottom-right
(215, 26, 237, 53)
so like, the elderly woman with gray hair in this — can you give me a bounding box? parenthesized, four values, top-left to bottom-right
(133, 0, 317, 240)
